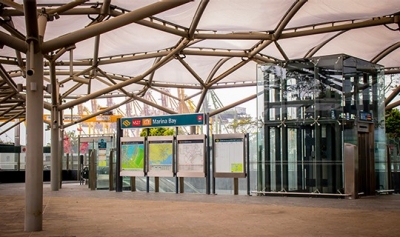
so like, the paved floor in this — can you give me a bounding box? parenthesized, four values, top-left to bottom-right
(1, 182, 400, 237)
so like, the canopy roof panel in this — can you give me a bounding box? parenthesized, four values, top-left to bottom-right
(195, 0, 294, 31)
(314, 26, 400, 62)
(0, 0, 399, 123)
(287, 0, 399, 28)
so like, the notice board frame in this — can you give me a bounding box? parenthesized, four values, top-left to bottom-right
(212, 133, 246, 178)
(176, 134, 206, 178)
(119, 137, 146, 177)
(147, 135, 175, 177)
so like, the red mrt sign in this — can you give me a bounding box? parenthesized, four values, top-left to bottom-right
(131, 119, 141, 126)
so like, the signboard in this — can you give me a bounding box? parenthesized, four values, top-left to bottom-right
(121, 113, 205, 129)
(213, 133, 246, 178)
(359, 111, 373, 121)
(176, 134, 206, 177)
(97, 138, 107, 167)
(147, 136, 174, 177)
(120, 137, 145, 176)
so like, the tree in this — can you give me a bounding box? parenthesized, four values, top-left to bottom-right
(227, 114, 257, 134)
(385, 108, 400, 138)
(140, 127, 175, 137)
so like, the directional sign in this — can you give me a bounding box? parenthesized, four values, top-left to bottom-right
(121, 113, 205, 129)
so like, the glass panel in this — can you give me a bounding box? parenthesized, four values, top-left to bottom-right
(0, 153, 17, 170)
(96, 138, 113, 190)
(20, 153, 26, 170)
(288, 128, 297, 191)
(256, 54, 386, 195)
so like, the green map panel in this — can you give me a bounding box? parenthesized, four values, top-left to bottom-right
(149, 143, 173, 171)
(121, 143, 144, 171)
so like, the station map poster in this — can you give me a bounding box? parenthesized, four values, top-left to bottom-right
(213, 133, 246, 178)
(147, 136, 174, 177)
(120, 137, 145, 176)
(176, 134, 206, 177)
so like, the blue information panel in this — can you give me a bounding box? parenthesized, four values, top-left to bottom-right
(121, 113, 205, 129)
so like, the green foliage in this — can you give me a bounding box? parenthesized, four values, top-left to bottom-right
(227, 115, 257, 133)
(140, 127, 175, 137)
(386, 109, 400, 138)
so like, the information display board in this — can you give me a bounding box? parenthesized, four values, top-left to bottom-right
(147, 136, 174, 177)
(213, 133, 246, 178)
(98, 138, 107, 167)
(176, 134, 206, 177)
(120, 137, 145, 176)
(121, 113, 205, 129)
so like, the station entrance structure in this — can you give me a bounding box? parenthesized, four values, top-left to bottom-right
(256, 54, 388, 198)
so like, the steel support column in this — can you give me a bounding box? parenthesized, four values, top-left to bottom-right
(24, 0, 44, 231)
(24, 43, 44, 233)
(50, 60, 60, 191)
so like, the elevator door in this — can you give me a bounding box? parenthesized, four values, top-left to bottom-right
(358, 132, 375, 195)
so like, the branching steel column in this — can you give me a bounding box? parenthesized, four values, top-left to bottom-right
(0, 102, 22, 117)
(207, 60, 248, 87)
(24, 0, 45, 231)
(41, 0, 192, 53)
(89, 35, 100, 93)
(0, 0, 24, 12)
(49, 60, 60, 191)
(274, 41, 289, 61)
(0, 110, 24, 126)
(188, 0, 209, 39)
(273, 0, 308, 40)
(58, 38, 190, 111)
(47, 0, 89, 15)
(18, 94, 52, 110)
(281, 16, 399, 39)
(385, 85, 400, 107)
(304, 31, 346, 58)
(0, 118, 25, 136)
(96, 68, 131, 96)
(195, 88, 208, 113)
(195, 58, 231, 112)
(209, 94, 257, 117)
(24, 0, 44, 232)
(63, 97, 133, 128)
(0, 19, 26, 40)
(371, 41, 400, 64)
(177, 57, 206, 87)
(0, 31, 28, 52)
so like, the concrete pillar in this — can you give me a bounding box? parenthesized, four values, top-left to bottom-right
(24, 49, 44, 231)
